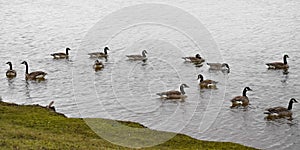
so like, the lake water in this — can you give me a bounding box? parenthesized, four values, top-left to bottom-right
(1, 0, 299, 149)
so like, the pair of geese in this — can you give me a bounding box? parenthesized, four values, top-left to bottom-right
(5, 61, 47, 80)
(156, 54, 296, 120)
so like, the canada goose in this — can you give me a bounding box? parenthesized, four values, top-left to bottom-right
(182, 54, 205, 63)
(157, 84, 189, 99)
(46, 101, 55, 111)
(207, 63, 230, 72)
(51, 47, 71, 59)
(266, 54, 289, 69)
(21, 61, 47, 80)
(88, 47, 109, 58)
(264, 98, 298, 120)
(6, 62, 17, 78)
(230, 87, 252, 108)
(93, 60, 104, 71)
(126, 50, 147, 61)
(197, 74, 218, 89)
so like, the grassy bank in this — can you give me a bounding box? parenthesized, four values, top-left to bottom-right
(0, 101, 257, 150)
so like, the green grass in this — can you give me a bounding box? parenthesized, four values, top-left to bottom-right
(0, 101, 257, 150)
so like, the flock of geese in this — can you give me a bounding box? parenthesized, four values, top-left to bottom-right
(4, 46, 297, 121)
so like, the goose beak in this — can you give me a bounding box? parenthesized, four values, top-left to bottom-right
(295, 100, 298, 103)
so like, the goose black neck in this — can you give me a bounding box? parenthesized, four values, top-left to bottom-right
(283, 56, 288, 64)
(288, 100, 294, 110)
(180, 85, 185, 95)
(24, 63, 29, 74)
(8, 63, 13, 70)
(104, 49, 107, 55)
(66, 48, 69, 55)
(242, 88, 248, 97)
(199, 75, 203, 82)
(142, 51, 146, 57)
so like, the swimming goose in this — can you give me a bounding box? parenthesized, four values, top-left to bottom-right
(21, 61, 47, 80)
(51, 47, 71, 59)
(266, 54, 289, 69)
(207, 63, 230, 72)
(230, 87, 252, 108)
(197, 74, 218, 89)
(157, 84, 189, 99)
(126, 50, 147, 61)
(182, 54, 205, 63)
(264, 98, 298, 120)
(93, 60, 104, 71)
(6, 62, 17, 78)
(88, 47, 109, 58)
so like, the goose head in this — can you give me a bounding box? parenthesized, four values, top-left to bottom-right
(66, 47, 71, 51)
(180, 83, 189, 88)
(6, 61, 12, 65)
(288, 98, 298, 110)
(290, 98, 298, 103)
(195, 54, 201, 59)
(142, 50, 147, 57)
(104, 47, 109, 51)
(21, 61, 28, 65)
(284, 54, 289, 59)
(197, 74, 204, 82)
(222, 63, 230, 69)
(6, 62, 13, 70)
(244, 87, 252, 91)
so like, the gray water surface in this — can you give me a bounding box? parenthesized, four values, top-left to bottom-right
(1, 0, 299, 149)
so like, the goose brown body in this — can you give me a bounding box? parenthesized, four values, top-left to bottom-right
(126, 50, 147, 61)
(6, 62, 17, 78)
(264, 98, 298, 120)
(21, 61, 47, 80)
(51, 47, 70, 59)
(157, 84, 189, 100)
(93, 60, 104, 71)
(182, 54, 205, 63)
(230, 87, 252, 108)
(197, 74, 217, 89)
(88, 47, 109, 58)
(266, 54, 289, 69)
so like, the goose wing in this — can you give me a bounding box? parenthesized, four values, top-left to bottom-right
(28, 71, 47, 78)
(157, 90, 181, 96)
(231, 96, 247, 102)
(266, 106, 287, 113)
(51, 52, 66, 56)
(88, 52, 105, 56)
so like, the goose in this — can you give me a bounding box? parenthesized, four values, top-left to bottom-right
(182, 54, 205, 63)
(266, 54, 289, 69)
(197, 74, 218, 89)
(207, 63, 230, 72)
(126, 50, 147, 61)
(51, 47, 71, 59)
(46, 101, 55, 111)
(21, 61, 47, 80)
(230, 87, 252, 108)
(88, 47, 109, 58)
(157, 84, 189, 99)
(93, 60, 104, 71)
(264, 98, 298, 120)
(6, 62, 17, 78)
